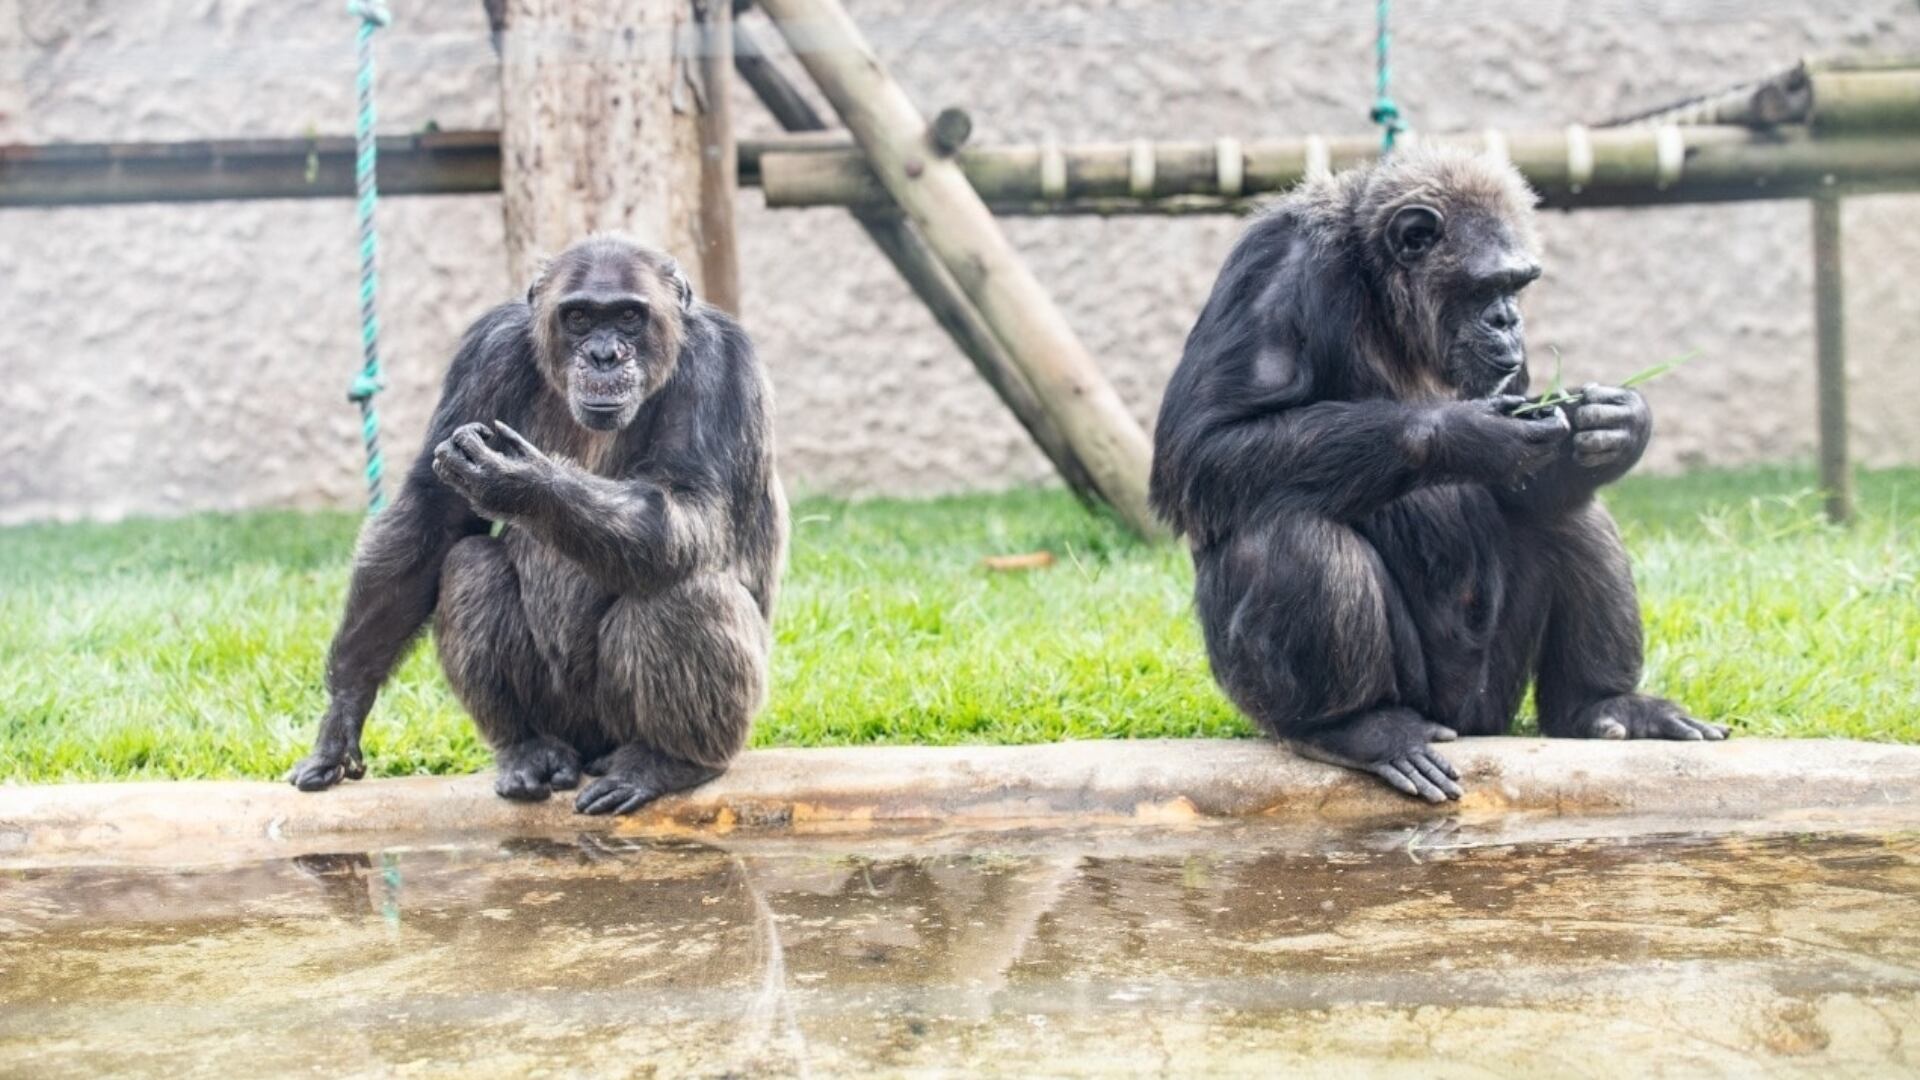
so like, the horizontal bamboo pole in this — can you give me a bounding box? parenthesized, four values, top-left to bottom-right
(1811, 70, 1920, 131)
(760, 126, 1920, 214)
(0, 131, 850, 207)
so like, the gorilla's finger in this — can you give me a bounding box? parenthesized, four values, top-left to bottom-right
(1371, 762, 1421, 799)
(1409, 752, 1463, 799)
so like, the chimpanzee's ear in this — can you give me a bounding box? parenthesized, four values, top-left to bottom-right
(666, 259, 695, 313)
(524, 258, 552, 307)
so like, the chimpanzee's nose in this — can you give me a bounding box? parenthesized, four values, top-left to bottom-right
(1485, 297, 1521, 333)
(588, 341, 619, 368)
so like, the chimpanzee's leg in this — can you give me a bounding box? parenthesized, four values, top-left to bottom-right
(1528, 503, 1726, 741)
(572, 573, 770, 815)
(435, 535, 582, 800)
(1197, 517, 1462, 802)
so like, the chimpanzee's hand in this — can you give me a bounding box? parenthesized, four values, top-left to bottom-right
(431, 421, 552, 519)
(1566, 384, 1650, 470)
(287, 738, 365, 791)
(1446, 396, 1571, 483)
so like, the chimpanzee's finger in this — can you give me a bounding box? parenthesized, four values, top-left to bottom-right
(1572, 402, 1635, 431)
(491, 420, 540, 458)
(1579, 383, 1635, 405)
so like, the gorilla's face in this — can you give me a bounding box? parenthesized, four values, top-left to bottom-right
(1385, 204, 1543, 398)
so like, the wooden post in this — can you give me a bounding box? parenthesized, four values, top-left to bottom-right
(758, 0, 1162, 539)
(494, 0, 728, 297)
(1812, 194, 1853, 524)
(733, 23, 1101, 506)
(695, 0, 741, 313)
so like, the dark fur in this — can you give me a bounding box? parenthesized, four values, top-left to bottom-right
(290, 235, 788, 814)
(1150, 147, 1723, 803)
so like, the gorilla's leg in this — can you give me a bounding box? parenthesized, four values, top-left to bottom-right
(435, 536, 582, 800)
(573, 574, 769, 816)
(1528, 503, 1726, 741)
(1200, 518, 1463, 802)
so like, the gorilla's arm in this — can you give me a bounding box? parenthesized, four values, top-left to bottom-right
(287, 311, 515, 791)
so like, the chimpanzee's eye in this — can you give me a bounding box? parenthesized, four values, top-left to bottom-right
(619, 307, 644, 326)
(564, 310, 590, 333)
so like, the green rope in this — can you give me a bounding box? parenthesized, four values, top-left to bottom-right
(347, 0, 391, 513)
(1369, 0, 1405, 153)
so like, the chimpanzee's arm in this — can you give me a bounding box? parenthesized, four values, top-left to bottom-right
(1159, 394, 1570, 529)
(430, 419, 726, 597)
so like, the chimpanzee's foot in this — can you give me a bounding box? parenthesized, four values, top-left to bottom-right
(574, 745, 722, 816)
(1558, 693, 1727, 742)
(287, 739, 366, 791)
(493, 735, 582, 801)
(1289, 707, 1463, 803)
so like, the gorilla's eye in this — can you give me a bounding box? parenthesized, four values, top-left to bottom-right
(564, 310, 591, 333)
(1387, 205, 1445, 264)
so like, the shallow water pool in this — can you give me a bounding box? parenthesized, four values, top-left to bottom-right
(3, 817, 1917, 1076)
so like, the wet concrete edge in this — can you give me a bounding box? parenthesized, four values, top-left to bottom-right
(4, 737, 1920, 861)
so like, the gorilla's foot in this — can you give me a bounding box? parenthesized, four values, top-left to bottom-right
(1289, 707, 1463, 803)
(1561, 693, 1727, 742)
(574, 745, 722, 816)
(492, 735, 582, 802)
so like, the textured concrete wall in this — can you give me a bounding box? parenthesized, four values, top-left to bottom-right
(3, 0, 1918, 523)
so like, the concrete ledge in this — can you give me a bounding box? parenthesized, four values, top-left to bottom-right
(4, 737, 1919, 861)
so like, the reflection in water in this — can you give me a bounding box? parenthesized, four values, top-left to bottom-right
(2, 823, 1918, 1075)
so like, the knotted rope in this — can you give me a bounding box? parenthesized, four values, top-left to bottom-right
(347, 0, 391, 512)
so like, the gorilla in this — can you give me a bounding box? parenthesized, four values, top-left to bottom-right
(290, 234, 788, 815)
(1151, 146, 1723, 802)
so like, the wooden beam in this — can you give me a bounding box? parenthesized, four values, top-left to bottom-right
(695, 0, 742, 313)
(758, 127, 1920, 214)
(1812, 195, 1854, 525)
(757, 0, 1163, 538)
(733, 23, 1102, 506)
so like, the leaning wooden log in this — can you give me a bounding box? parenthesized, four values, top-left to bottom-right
(759, 126, 1920, 214)
(732, 22, 1103, 506)
(758, 0, 1164, 539)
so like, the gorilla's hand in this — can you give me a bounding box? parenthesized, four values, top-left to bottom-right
(431, 420, 553, 519)
(1448, 396, 1571, 483)
(287, 737, 365, 791)
(1567, 384, 1650, 470)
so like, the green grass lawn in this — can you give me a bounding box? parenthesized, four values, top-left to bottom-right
(1, 465, 1915, 783)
